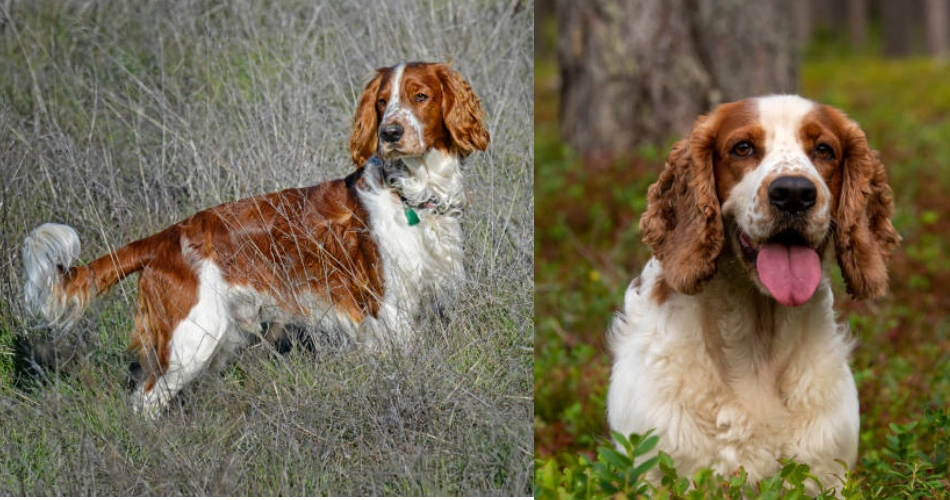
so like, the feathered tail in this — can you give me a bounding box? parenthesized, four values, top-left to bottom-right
(23, 223, 153, 329)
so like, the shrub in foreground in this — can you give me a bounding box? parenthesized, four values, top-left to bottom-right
(536, 407, 950, 499)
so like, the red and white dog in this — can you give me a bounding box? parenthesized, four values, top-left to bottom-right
(607, 95, 899, 491)
(22, 61, 489, 415)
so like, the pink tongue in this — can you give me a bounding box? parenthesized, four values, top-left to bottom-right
(756, 243, 821, 307)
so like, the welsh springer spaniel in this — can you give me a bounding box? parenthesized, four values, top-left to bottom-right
(607, 95, 900, 491)
(22, 61, 489, 416)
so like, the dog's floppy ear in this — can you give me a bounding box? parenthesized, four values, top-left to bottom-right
(350, 69, 385, 167)
(436, 64, 489, 157)
(639, 114, 723, 294)
(833, 118, 901, 300)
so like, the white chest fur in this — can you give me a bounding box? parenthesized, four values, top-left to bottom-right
(357, 155, 465, 346)
(607, 258, 859, 490)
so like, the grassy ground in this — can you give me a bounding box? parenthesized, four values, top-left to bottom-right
(535, 44, 950, 498)
(0, 0, 533, 495)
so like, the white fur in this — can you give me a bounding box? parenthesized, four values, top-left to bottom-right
(133, 260, 239, 416)
(607, 96, 860, 493)
(608, 259, 858, 491)
(387, 149, 466, 215)
(133, 257, 373, 417)
(725, 96, 832, 246)
(383, 62, 406, 118)
(357, 155, 465, 348)
(22, 223, 83, 329)
(381, 62, 425, 153)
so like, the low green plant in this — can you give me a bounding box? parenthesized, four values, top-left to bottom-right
(538, 408, 950, 499)
(535, 430, 849, 499)
(859, 407, 950, 498)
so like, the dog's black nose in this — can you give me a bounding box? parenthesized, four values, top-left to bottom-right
(379, 123, 404, 143)
(768, 176, 817, 213)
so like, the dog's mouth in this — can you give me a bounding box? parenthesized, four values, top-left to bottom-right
(377, 143, 403, 159)
(377, 132, 425, 160)
(379, 144, 427, 162)
(738, 229, 823, 307)
(379, 158, 409, 184)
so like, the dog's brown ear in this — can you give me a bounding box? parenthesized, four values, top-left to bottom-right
(436, 64, 489, 157)
(350, 69, 385, 167)
(833, 120, 901, 300)
(639, 116, 723, 294)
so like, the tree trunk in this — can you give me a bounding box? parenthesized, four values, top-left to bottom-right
(881, 0, 916, 57)
(924, 0, 950, 60)
(848, 0, 868, 48)
(557, 0, 798, 164)
(793, 0, 812, 45)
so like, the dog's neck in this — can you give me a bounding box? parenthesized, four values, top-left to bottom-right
(356, 148, 467, 324)
(378, 148, 465, 217)
(692, 254, 836, 382)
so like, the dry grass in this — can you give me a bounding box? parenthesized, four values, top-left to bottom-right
(0, 0, 533, 495)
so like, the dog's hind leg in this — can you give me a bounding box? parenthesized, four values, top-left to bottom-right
(130, 260, 237, 417)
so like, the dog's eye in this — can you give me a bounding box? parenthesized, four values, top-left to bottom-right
(814, 143, 835, 160)
(731, 141, 754, 157)
(377, 98, 387, 108)
(414, 93, 428, 103)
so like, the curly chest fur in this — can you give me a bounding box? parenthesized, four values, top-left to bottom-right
(357, 165, 465, 315)
(607, 259, 859, 486)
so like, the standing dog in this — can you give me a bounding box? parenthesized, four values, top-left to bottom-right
(22, 61, 489, 415)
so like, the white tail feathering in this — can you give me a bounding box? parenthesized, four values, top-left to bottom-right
(23, 223, 83, 329)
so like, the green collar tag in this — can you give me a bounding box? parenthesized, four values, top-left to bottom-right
(404, 207, 420, 226)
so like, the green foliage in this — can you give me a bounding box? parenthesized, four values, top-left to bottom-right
(534, 57, 661, 457)
(538, 413, 950, 499)
(535, 432, 658, 500)
(535, 432, 856, 500)
(860, 408, 950, 498)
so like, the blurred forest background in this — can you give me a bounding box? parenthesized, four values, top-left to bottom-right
(536, 0, 950, 495)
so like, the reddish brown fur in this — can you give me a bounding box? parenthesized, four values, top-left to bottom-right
(350, 72, 384, 166)
(640, 101, 762, 296)
(710, 102, 766, 205)
(65, 171, 382, 382)
(35, 61, 488, 402)
(436, 65, 490, 156)
(349, 62, 489, 166)
(640, 97, 899, 300)
(650, 276, 673, 305)
(814, 106, 900, 299)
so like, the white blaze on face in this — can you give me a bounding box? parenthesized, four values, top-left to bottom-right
(736, 95, 831, 307)
(723, 95, 833, 243)
(381, 62, 405, 123)
(380, 62, 425, 155)
(757, 95, 833, 226)
(757, 95, 818, 179)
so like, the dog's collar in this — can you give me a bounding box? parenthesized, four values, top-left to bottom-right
(399, 193, 440, 211)
(398, 194, 441, 227)
(367, 156, 447, 226)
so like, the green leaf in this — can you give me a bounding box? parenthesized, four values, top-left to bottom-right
(633, 434, 660, 458)
(630, 455, 661, 480)
(598, 447, 633, 469)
